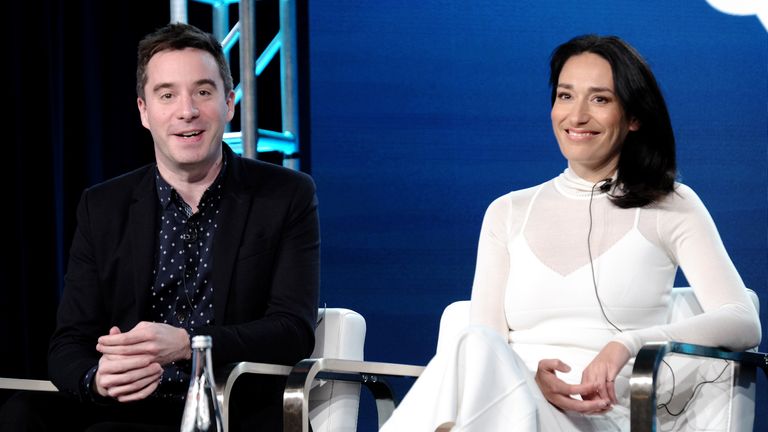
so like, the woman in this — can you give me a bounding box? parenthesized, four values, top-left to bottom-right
(380, 35, 761, 431)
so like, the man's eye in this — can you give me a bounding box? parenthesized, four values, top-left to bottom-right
(160, 93, 173, 100)
(198, 90, 212, 96)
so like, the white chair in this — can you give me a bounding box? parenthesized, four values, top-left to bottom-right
(308, 308, 367, 432)
(281, 350, 425, 432)
(216, 307, 367, 432)
(630, 288, 765, 432)
(434, 288, 766, 432)
(0, 307, 369, 432)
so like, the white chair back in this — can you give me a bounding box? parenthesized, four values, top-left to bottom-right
(308, 308, 366, 432)
(657, 288, 759, 432)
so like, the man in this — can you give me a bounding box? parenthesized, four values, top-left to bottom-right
(0, 22, 318, 431)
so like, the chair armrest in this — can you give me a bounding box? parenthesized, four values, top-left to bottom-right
(0, 378, 57, 392)
(2, 362, 297, 432)
(214, 362, 293, 432)
(283, 358, 425, 432)
(630, 342, 767, 432)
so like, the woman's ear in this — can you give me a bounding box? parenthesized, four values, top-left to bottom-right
(629, 117, 641, 131)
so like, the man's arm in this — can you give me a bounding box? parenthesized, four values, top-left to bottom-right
(48, 190, 109, 400)
(201, 169, 320, 366)
(49, 178, 160, 402)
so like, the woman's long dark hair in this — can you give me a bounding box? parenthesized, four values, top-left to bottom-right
(549, 35, 676, 208)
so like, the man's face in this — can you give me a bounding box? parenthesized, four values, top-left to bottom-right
(137, 48, 235, 174)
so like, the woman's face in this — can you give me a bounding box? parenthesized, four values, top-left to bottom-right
(550, 52, 639, 182)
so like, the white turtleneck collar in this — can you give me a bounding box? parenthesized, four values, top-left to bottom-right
(553, 167, 617, 199)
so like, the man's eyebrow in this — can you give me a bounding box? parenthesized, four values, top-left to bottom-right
(151, 82, 175, 93)
(194, 78, 218, 89)
(151, 79, 218, 93)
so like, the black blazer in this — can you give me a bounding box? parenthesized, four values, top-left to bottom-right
(48, 145, 320, 401)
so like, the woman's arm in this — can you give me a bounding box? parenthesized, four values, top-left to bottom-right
(469, 196, 514, 338)
(612, 184, 761, 356)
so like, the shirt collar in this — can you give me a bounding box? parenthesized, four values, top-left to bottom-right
(553, 167, 617, 199)
(154, 149, 229, 211)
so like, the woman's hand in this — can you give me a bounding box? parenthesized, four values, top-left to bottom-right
(579, 341, 631, 407)
(535, 359, 611, 413)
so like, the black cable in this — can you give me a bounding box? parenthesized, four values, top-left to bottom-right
(656, 360, 730, 417)
(587, 181, 622, 333)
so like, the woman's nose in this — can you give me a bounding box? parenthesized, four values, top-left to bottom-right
(569, 100, 590, 125)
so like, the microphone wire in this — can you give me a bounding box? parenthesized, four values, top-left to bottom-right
(587, 178, 725, 417)
(588, 180, 622, 333)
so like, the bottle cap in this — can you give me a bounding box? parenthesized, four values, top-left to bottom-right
(191, 335, 212, 349)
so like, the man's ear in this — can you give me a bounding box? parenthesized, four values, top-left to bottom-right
(225, 90, 236, 122)
(137, 97, 150, 130)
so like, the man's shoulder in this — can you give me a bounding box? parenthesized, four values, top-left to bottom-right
(83, 164, 155, 200)
(234, 156, 315, 191)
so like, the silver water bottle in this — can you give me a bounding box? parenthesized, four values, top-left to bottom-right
(180, 335, 224, 432)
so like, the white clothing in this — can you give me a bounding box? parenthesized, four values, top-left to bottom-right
(381, 169, 761, 432)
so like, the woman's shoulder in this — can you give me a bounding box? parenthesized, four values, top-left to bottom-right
(479, 183, 545, 235)
(482, 181, 551, 230)
(647, 182, 717, 241)
(652, 181, 708, 213)
(488, 182, 546, 211)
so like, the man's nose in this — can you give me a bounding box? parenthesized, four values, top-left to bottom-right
(177, 95, 200, 120)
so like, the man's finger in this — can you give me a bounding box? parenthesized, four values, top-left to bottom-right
(98, 330, 149, 347)
(96, 341, 150, 355)
(101, 362, 162, 393)
(112, 372, 162, 401)
(116, 379, 160, 403)
(97, 354, 154, 374)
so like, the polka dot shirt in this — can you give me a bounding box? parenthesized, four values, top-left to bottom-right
(150, 158, 226, 398)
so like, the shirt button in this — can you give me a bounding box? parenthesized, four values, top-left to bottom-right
(175, 310, 190, 324)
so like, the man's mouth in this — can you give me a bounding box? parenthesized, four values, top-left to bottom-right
(175, 130, 203, 138)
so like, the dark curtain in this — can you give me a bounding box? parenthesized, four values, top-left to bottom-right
(0, 6, 295, 412)
(1, 0, 293, 386)
(1, 0, 167, 382)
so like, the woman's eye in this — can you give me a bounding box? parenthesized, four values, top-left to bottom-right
(557, 92, 571, 100)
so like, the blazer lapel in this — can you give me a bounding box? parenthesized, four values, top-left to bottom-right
(128, 170, 158, 322)
(213, 149, 253, 324)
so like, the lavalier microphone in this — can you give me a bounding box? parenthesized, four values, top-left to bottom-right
(181, 221, 198, 242)
(598, 178, 613, 192)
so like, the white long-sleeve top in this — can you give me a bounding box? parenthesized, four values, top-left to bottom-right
(470, 168, 761, 371)
(380, 168, 762, 431)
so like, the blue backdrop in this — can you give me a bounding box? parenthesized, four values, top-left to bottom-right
(308, 0, 767, 429)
